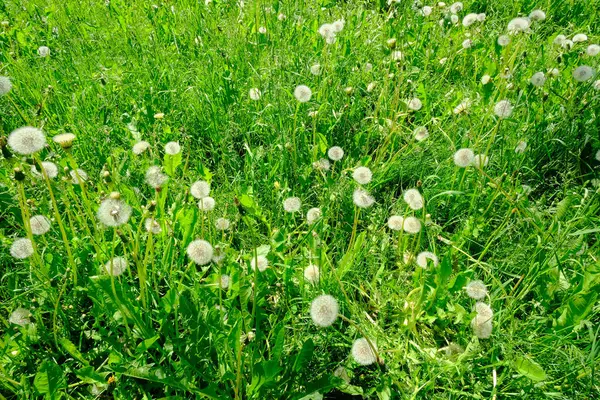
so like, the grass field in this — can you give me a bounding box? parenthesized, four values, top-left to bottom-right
(1, 0, 600, 398)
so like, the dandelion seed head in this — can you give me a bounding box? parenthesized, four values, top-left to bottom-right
(515, 140, 527, 153)
(215, 217, 231, 231)
(453, 99, 471, 114)
(0, 76, 12, 96)
(165, 141, 181, 155)
(407, 97, 423, 111)
(294, 85, 312, 102)
(594, 80, 600, 91)
(38, 46, 50, 57)
(481, 74, 491, 84)
(9, 307, 31, 326)
(587, 44, 600, 57)
(403, 216, 421, 234)
(449, 2, 463, 13)
(471, 314, 493, 338)
(190, 180, 211, 199)
(573, 65, 595, 82)
(249, 88, 261, 100)
(306, 207, 322, 225)
(530, 71, 546, 87)
(367, 81, 377, 92)
(507, 17, 530, 34)
(313, 158, 330, 171)
(477, 13, 486, 21)
(187, 239, 213, 265)
(250, 255, 269, 272)
(70, 169, 88, 184)
(318, 23, 335, 39)
(258, 26, 267, 34)
(351, 338, 377, 365)
(52, 133, 76, 148)
(304, 264, 320, 284)
(387, 215, 404, 231)
(104, 257, 128, 276)
(529, 9, 546, 21)
(414, 126, 429, 141)
(97, 198, 132, 227)
(198, 196, 216, 211)
(353, 167, 372, 185)
(132, 141, 151, 155)
(453, 148, 475, 168)
(32, 161, 59, 179)
(450, 14, 459, 24)
(8, 126, 46, 155)
(353, 188, 375, 208)
(573, 33, 588, 43)
(332, 19, 344, 33)
(10, 238, 34, 259)
(561, 39, 574, 49)
(462, 13, 478, 27)
(30, 215, 51, 235)
(327, 146, 344, 161)
(497, 35, 510, 46)
(404, 189, 424, 210)
(416, 251, 438, 268)
(494, 99, 513, 118)
(553, 34, 566, 46)
(596, 149, 600, 162)
(145, 218, 162, 234)
(310, 294, 339, 327)
(472, 154, 489, 168)
(310, 64, 321, 75)
(283, 197, 301, 213)
(145, 166, 168, 188)
(466, 280, 487, 299)
(475, 301, 494, 319)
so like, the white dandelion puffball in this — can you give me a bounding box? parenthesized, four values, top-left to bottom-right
(190, 180, 211, 199)
(414, 126, 429, 141)
(407, 98, 423, 111)
(313, 158, 330, 171)
(462, 39, 473, 49)
(507, 17, 530, 34)
(198, 197, 216, 211)
(472, 154, 489, 169)
(515, 140, 527, 153)
(494, 99, 513, 118)
(215, 217, 231, 231)
(497, 35, 510, 46)
(10, 238, 34, 259)
(561, 39, 574, 50)
(97, 198, 132, 227)
(328, 146, 344, 161)
(220, 274, 230, 289)
(258, 26, 266, 34)
(573, 33, 588, 43)
(367, 81, 377, 92)
(450, 14, 459, 24)
(453, 99, 471, 114)
(416, 251, 439, 268)
(587, 44, 600, 57)
(325, 35, 336, 45)
(471, 315, 493, 339)
(318, 23, 335, 39)
(449, 2, 463, 13)
(283, 197, 301, 213)
(212, 246, 225, 264)
(69, 169, 88, 184)
(165, 141, 181, 155)
(365, 62, 373, 72)
(475, 301, 494, 319)
(30, 215, 51, 235)
(145, 166, 169, 188)
(548, 68, 560, 77)
(594, 80, 600, 91)
(310, 64, 321, 75)
(387, 216, 404, 231)
(310, 294, 339, 327)
(465, 280, 487, 300)
(294, 85, 312, 102)
(529, 9, 546, 21)
(32, 161, 59, 179)
(453, 148, 475, 168)
(403, 216, 421, 234)
(104, 257, 128, 276)
(481, 74, 491, 84)
(132, 141, 151, 155)
(477, 13, 486, 21)
(9, 308, 31, 326)
(404, 189, 424, 210)
(353, 189, 375, 208)
(553, 34, 566, 46)
(351, 338, 377, 365)
(145, 218, 162, 234)
(249, 88, 261, 100)
(596, 149, 600, 161)
(306, 207, 322, 225)
(421, 6, 432, 16)
(462, 13, 478, 27)
(187, 239, 213, 265)
(0, 76, 12, 96)
(353, 167, 372, 185)
(8, 126, 46, 155)
(52, 133, 76, 148)
(530, 72, 546, 87)
(332, 19, 344, 33)
(250, 255, 269, 272)
(572, 65, 595, 82)
(304, 264, 320, 284)
(37, 46, 50, 57)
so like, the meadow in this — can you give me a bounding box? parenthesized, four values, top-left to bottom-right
(1, 0, 600, 398)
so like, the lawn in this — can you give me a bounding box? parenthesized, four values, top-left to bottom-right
(1, 0, 599, 398)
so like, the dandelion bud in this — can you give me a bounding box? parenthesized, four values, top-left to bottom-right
(386, 38, 397, 48)
(14, 167, 25, 181)
(109, 191, 121, 200)
(53, 133, 76, 149)
(344, 86, 354, 95)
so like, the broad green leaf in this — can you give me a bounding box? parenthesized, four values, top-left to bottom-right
(293, 338, 314, 372)
(337, 232, 365, 280)
(136, 335, 160, 354)
(59, 337, 89, 366)
(164, 152, 182, 176)
(512, 356, 547, 382)
(34, 360, 66, 396)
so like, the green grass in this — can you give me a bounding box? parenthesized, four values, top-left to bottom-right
(1, 0, 599, 398)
